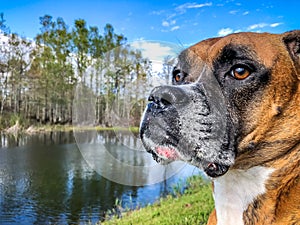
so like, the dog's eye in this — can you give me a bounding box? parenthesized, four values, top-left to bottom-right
(175, 72, 184, 82)
(230, 66, 251, 80)
(172, 68, 187, 84)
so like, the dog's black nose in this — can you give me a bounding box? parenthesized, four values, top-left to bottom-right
(148, 86, 189, 109)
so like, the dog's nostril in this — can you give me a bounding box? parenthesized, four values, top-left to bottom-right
(148, 88, 175, 108)
(160, 91, 176, 106)
(148, 94, 165, 106)
(148, 95, 155, 102)
(160, 98, 172, 107)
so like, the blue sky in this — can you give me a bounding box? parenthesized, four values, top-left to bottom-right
(2, 0, 299, 46)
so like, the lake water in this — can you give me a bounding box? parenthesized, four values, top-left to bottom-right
(0, 130, 201, 225)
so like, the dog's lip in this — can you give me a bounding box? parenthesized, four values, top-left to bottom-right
(151, 145, 230, 177)
(203, 162, 230, 178)
(155, 146, 180, 160)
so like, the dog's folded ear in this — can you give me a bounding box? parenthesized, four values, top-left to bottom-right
(283, 30, 300, 78)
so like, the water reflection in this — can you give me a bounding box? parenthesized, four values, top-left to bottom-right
(0, 131, 201, 224)
(0, 131, 75, 148)
(75, 130, 189, 186)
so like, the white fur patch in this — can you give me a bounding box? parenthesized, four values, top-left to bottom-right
(213, 166, 275, 225)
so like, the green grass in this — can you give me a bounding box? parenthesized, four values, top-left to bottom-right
(102, 176, 214, 225)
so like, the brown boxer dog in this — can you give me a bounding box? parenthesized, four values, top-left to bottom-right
(140, 31, 300, 225)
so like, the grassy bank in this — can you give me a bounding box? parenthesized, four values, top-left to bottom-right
(26, 125, 139, 133)
(102, 176, 214, 225)
(1, 113, 139, 133)
(3, 122, 139, 134)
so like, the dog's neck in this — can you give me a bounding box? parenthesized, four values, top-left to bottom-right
(213, 166, 274, 225)
(213, 144, 300, 225)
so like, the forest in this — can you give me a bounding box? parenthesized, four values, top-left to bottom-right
(0, 13, 175, 130)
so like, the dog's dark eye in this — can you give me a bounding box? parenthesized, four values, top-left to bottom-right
(172, 67, 187, 84)
(175, 72, 184, 82)
(230, 66, 251, 80)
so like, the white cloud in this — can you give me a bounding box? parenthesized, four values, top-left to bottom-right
(150, 10, 165, 15)
(130, 41, 178, 62)
(229, 10, 239, 15)
(162, 21, 169, 27)
(216, 22, 283, 37)
(247, 23, 268, 30)
(230, 10, 249, 15)
(247, 22, 283, 31)
(171, 26, 180, 31)
(186, 2, 212, 9)
(218, 28, 234, 36)
(170, 20, 176, 25)
(270, 22, 283, 27)
(130, 41, 181, 74)
(175, 2, 213, 13)
(162, 20, 176, 27)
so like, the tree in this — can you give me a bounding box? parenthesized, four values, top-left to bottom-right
(29, 15, 75, 124)
(0, 28, 33, 121)
(0, 13, 10, 34)
(163, 55, 176, 84)
(88, 23, 127, 125)
(0, 13, 153, 129)
(71, 19, 90, 81)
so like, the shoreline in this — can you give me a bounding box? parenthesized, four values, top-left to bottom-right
(3, 123, 139, 135)
(102, 175, 214, 225)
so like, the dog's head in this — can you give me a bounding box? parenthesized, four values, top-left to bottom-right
(140, 31, 300, 178)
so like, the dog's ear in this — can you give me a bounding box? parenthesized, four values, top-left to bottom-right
(283, 30, 300, 78)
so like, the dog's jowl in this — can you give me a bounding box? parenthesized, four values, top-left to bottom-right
(140, 31, 300, 225)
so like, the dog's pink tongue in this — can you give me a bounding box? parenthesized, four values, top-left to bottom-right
(156, 146, 179, 160)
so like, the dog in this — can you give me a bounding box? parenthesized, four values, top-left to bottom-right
(140, 30, 300, 225)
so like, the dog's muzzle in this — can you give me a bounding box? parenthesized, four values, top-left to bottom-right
(140, 66, 236, 178)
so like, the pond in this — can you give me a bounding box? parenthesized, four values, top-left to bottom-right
(0, 130, 202, 225)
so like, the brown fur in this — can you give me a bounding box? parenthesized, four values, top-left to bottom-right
(242, 148, 300, 225)
(187, 31, 300, 224)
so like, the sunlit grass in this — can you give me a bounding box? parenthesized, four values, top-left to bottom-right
(101, 175, 214, 225)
